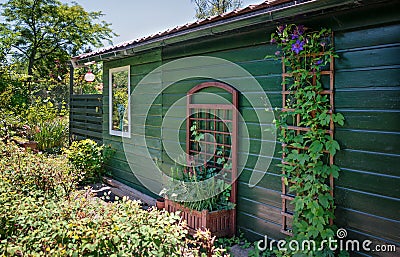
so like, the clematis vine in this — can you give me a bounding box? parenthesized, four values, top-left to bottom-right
(268, 24, 343, 257)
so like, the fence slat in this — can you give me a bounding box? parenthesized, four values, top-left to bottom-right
(70, 94, 103, 143)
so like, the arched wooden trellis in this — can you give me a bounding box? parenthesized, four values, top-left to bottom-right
(164, 81, 238, 237)
(186, 82, 238, 206)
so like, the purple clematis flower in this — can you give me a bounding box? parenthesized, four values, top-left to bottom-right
(291, 30, 299, 39)
(315, 59, 323, 65)
(291, 40, 304, 54)
(277, 25, 286, 34)
(297, 25, 305, 35)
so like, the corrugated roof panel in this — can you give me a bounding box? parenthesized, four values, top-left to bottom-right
(74, 0, 292, 60)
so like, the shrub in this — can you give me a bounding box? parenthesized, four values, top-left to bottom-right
(0, 189, 189, 256)
(23, 97, 69, 151)
(0, 97, 69, 151)
(64, 139, 113, 184)
(0, 109, 25, 143)
(0, 141, 229, 256)
(0, 141, 186, 256)
(0, 141, 79, 198)
(186, 229, 229, 257)
(24, 97, 66, 127)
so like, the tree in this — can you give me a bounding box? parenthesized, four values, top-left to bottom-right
(191, 0, 243, 19)
(0, 0, 115, 81)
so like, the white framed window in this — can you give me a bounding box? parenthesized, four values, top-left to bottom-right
(109, 65, 131, 138)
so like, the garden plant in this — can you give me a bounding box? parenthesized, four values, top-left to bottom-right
(271, 24, 347, 257)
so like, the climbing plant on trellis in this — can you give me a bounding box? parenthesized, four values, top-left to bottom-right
(271, 24, 347, 256)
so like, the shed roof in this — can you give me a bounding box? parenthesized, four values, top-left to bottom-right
(72, 0, 362, 65)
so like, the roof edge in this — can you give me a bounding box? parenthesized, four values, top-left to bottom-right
(72, 0, 358, 66)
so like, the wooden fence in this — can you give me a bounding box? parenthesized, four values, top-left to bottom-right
(70, 94, 103, 143)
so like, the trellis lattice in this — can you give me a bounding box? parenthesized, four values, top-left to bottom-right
(280, 54, 336, 236)
(186, 82, 238, 233)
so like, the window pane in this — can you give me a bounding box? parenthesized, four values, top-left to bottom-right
(111, 69, 129, 132)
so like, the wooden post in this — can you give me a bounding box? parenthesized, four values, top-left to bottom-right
(69, 64, 74, 145)
(201, 209, 208, 229)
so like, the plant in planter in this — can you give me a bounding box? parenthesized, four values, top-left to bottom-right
(160, 123, 236, 237)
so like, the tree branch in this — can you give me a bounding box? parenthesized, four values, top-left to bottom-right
(11, 44, 29, 57)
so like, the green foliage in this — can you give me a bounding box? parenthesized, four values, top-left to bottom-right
(161, 122, 235, 212)
(0, 0, 115, 105)
(0, 109, 25, 142)
(64, 139, 113, 184)
(0, 64, 30, 110)
(0, 95, 68, 151)
(32, 117, 69, 152)
(161, 163, 234, 212)
(0, 145, 189, 256)
(191, 0, 242, 19)
(73, 63, 104, 94)
(270, 24, 346, 256)
(0, 0, 115, 78)
(186, 229, 229, 257)
(216, 231, 251, 251)
(0, 141, 79, 199)
(0, 190, 189, 256)
(24, 98, 66, 126)
(0, 141, 231, 256)
(20, 97, 69, 151)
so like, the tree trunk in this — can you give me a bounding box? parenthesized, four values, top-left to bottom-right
(27, 55, 35, 98)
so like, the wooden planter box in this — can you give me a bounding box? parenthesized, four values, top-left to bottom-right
(165, 199, 235, 238)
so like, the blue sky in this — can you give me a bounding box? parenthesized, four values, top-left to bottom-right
(62, 0, 264, 46)
(0, 0, 264, 46)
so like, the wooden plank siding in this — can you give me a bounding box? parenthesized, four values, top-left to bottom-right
(102, 49, 163, 198)
(100, 2, 399, 256)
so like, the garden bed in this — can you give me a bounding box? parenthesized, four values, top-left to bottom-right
(165, 199, 235, 238)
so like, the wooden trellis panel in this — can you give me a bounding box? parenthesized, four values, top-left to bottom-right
(186, 82, 238, 236)
(280, 54, 335, 236)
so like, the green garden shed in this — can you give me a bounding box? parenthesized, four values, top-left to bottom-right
(71, 0, 400, 256)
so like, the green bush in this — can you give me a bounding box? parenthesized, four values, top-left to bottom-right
(0, 141, 186, 256)
(0, 97, 69, 152)
(64, 139, 113, 184)
(0, 141, 231, 256)
(24, 98, 66, 127)
(0, 190, 189, 256)
(0, 141, 79, 198)
(0, 109, 25, 143)
(24, 98, 69, 151)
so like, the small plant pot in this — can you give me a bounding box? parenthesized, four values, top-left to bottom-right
(22, 141, 38, 151)
(156, 198, 165, 210)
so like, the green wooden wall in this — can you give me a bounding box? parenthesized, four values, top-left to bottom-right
(103, 49, 163, 198)
(102, 2, 399, 256)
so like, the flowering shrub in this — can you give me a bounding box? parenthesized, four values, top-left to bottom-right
(0, 141, 79, 198)
(270, 24, 347, 257)
(0, 141, 226, 256)
(0, 189, 189, 256)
